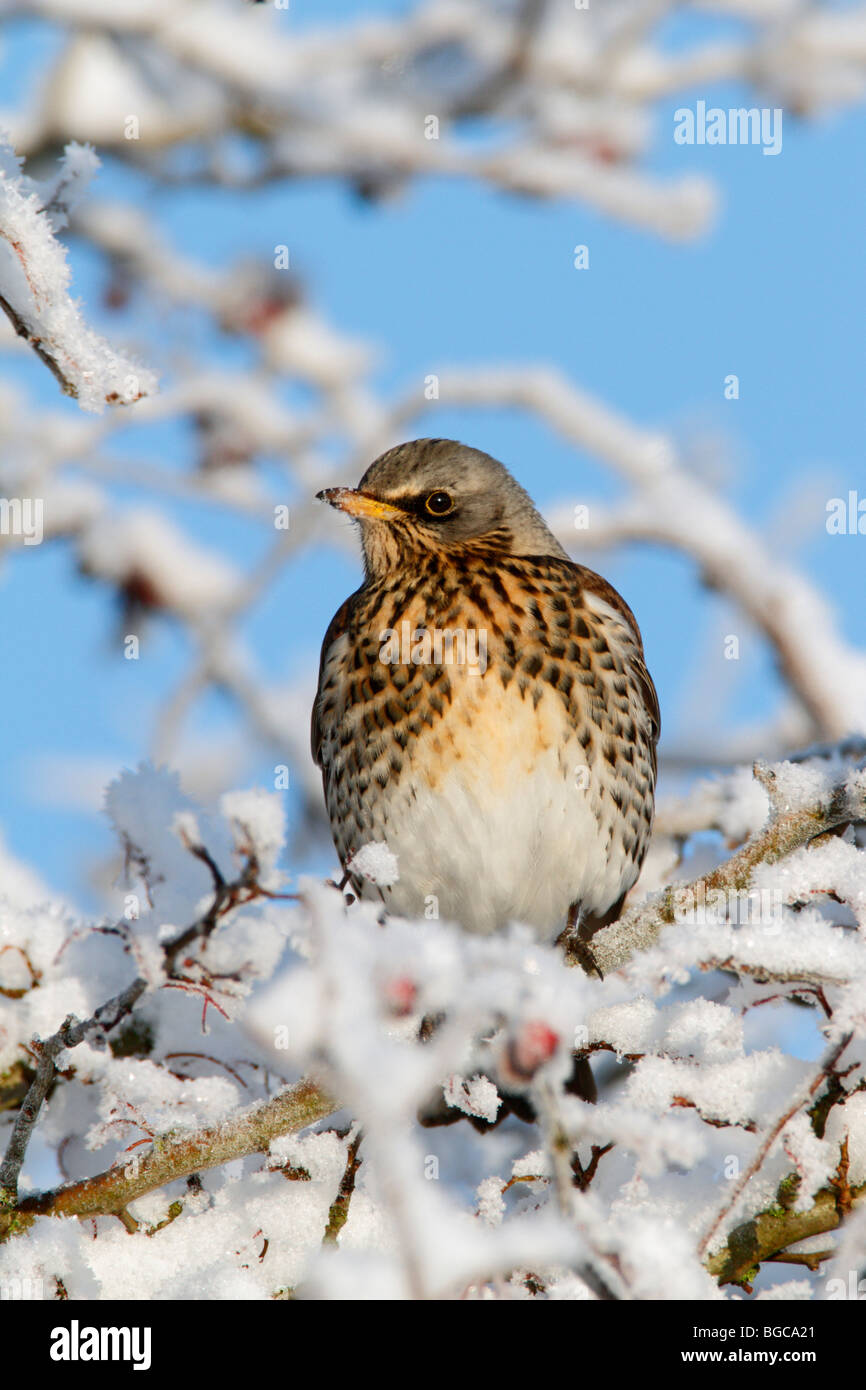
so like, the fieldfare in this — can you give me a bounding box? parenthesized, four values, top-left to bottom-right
(312, 438, 659, 953)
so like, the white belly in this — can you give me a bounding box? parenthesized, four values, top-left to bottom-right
(361, 673, 628, 940)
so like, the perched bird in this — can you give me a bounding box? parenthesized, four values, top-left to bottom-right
(311, 438, 659, 953)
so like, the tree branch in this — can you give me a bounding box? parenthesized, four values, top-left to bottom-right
(706, 1183, 866, 1289)
(580, 761, 866, 979)
(0, 978, 148, 1209)
(322, 1129, 363, 1245)
(697, 1032, 854, 1260)
(0, 1077, 335, 1242)
(0, 290, 78, 398)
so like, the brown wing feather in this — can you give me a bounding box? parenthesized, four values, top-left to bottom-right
(311, 588, 362, 767)
(570, 560, 660, 747)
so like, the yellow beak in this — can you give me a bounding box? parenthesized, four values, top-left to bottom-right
(317, 487, 404, 522)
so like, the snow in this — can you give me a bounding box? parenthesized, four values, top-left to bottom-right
(78, 509, 239, 617)
(476, 1176, 506, 1227)
(60, 1043, 242, 1147)
(43, 31, 226, 150)
(612, 1213, 723, 1302)
(624, 1050, 801, 1129)
(1, 1, 866, 1304)
(262, 307, 374, 385)
(589, 996, 745, 1063)
(219, 788, 286, 880)
(347, 841, 400, 887)
(104, 763, 214, 933)
(0, 136, 157, 411)
(781, 1113, 838, 1208)
(825, 1092, 866, 1185)
(757, 1280, 815, 1301)
(763, 758, 838, 813)
(443, 1073, 501, 1124)
(4, 702, 866, 1306)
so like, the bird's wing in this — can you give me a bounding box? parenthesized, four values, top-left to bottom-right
(567, 559, 661, 748)
(310, 586, 363, 767)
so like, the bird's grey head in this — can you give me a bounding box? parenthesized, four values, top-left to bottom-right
(317, 438, 568, 579)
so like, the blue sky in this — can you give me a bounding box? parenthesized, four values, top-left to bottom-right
(1, 2, 864, 903)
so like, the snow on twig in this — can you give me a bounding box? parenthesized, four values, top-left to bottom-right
(0, 137, 157, 411)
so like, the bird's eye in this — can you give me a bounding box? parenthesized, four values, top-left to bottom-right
(424, 490, 454, 517)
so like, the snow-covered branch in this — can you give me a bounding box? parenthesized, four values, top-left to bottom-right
(1, 753, 864, 1297)
(0, 1078, 334, 1241)
(584, 756, 866, 979)
(1, 0, 865, 1304)
(7, 2, 866, 239)
(0, 139, 157, 411)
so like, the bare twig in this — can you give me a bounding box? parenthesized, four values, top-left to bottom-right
(322, 1130, 363, 1245)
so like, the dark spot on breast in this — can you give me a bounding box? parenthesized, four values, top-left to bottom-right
(467, 583, 493, 618)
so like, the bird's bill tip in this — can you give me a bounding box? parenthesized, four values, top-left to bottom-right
(317, 487, 403, 521)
